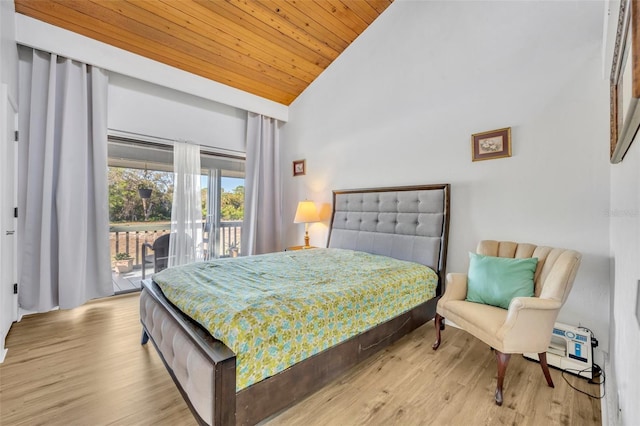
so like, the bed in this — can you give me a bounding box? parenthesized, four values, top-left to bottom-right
(139, 184, 450, 425)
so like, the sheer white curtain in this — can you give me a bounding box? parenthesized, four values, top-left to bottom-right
(17, 47, 112, 311)
(168, 142, 203, 267)
(242, 113, 282, 255)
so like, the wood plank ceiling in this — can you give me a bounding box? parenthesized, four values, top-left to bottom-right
(14, 0, 393, 105)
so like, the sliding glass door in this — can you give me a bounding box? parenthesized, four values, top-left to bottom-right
(107, 137, 245, 292)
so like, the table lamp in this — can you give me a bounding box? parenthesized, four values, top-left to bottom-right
(294, 200, 320, 248)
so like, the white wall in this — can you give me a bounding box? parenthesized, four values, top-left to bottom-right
(108, 73, 247, 152)
(282, 0, 611, 359)
(609, 136, 640, 425)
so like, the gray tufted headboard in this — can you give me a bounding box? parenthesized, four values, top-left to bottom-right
(328, 184, 450, 294)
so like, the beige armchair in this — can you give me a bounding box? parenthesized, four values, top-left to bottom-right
(432, 240, 582, 406)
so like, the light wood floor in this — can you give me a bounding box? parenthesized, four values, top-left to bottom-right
(0, 293, 601, 425)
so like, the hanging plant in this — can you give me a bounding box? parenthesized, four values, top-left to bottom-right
(138, 187, 152, 199)
(139, 162, 153, 199)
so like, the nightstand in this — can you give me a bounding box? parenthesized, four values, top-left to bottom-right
(285, 245, 317, 251)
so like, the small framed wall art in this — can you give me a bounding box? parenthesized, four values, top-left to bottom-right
(293, 159, 306, 176)
(471, 127, 512, 161)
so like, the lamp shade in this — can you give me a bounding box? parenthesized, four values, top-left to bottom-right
(294, 200, 320, 223)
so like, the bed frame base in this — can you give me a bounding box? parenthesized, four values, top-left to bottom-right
(140, 280, 438, 426)
(141, 330, 149, 345)
(236, 295, 438, 425)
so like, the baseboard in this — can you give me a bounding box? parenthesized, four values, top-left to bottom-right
(444, 318, 461, 329)
(18, 306, 59, 322)
(601, 353, 620, 426)
(601, 381, 608, 426)
(0, 346, 7, 363)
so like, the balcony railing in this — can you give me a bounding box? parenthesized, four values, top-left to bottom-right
(110, 221, 243, 269)
(218, 221, 242, 257)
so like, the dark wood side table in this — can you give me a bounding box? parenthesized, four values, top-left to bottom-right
(285, 245, 317, 251)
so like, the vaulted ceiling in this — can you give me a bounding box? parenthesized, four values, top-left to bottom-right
(14, 0, 393, 105)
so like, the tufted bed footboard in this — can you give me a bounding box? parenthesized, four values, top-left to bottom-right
(140, 281, 236, 425)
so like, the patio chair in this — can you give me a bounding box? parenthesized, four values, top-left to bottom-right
(141, 233, 171, 280)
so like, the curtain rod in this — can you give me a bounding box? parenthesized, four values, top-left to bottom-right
(107, 130, 246, 161)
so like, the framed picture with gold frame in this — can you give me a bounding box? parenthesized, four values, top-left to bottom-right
(471, 127, 511, 161)
(610, 0, 640, 163)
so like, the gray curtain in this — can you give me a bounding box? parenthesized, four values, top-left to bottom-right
(17, 47, 112, 311)
(242, 113, 282, 255)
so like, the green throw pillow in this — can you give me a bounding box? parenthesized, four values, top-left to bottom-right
(466, 253, 537, 310)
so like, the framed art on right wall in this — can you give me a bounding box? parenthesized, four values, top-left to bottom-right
(610, 0, 640, 163)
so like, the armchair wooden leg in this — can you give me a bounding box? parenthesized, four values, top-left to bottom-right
(141, 329, 149, 345)
(494, 351, 511, 406)
(538, 352, 555, 388)
(432, 314, 444, 350)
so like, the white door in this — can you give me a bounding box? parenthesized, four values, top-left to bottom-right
(0, 83, 18, 362)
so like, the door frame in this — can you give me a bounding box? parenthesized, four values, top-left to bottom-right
(0, 83, 18, 362)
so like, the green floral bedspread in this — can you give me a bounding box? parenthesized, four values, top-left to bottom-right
(153, 248, 438, 391)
